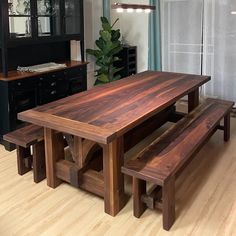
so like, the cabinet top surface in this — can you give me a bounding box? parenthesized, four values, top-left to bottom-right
(0, 61, 88, 82)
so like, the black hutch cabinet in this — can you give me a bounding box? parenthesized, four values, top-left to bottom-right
(0, 0, 87, 150)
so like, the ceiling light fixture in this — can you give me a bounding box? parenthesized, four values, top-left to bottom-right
(112, 3, 156, 13)
(136, 9, 143, 13)
(127, 8, 134, 13)
(144, 9, 151, 14)
(116, 8, 124, 13)
(231, 11, 236, 14)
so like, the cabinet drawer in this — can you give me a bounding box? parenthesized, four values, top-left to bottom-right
(14, 89, 37, 112)
(65, 66, 86, 78)
(38, 88, 58, 104)
(38, 71, 65, 87)
(11, 77, 36, 91)
(38, 84, 68, 104)
(69, 77, 85, 95)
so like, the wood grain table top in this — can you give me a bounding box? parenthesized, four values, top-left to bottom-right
(18, 71, 210, 144)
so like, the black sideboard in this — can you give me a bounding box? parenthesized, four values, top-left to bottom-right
(0, 60, 88, 150)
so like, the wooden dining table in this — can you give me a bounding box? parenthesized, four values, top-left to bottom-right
(18, 71, 210, 216)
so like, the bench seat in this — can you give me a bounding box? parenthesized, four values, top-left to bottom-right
(3, 124, 45, 183)
(122, 98, 234, 231)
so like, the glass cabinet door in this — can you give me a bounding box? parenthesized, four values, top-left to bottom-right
(7, 0, 82, 40)
(8, 0, 32, 39)
(64, 0, 81, 35)
(36, 0, 61, 37)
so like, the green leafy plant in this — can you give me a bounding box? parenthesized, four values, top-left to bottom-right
(86, 17, 123, 85)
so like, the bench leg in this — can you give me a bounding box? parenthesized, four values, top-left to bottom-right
(133, 177, 147, 218)
(162, 176, 175, 231)
(32, 141, 46, 183)
(16, 146, 32, 175)
(224, 113, 230, 142)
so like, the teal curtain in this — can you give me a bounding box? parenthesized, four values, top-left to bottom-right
(148, 0, 161, 71)
(103, 0, 110, 21)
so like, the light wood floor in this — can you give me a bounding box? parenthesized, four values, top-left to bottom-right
(0, 118, 236, 236)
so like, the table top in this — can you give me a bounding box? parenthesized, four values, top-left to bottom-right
(18, 71, 210, 144)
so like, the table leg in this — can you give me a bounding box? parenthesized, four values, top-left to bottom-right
(188, 89, 199, 112)
(44, 128, 64, 188)
(102, 136, 125, 216)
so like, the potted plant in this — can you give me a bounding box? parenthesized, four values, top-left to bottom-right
(86, 17, 123, 85)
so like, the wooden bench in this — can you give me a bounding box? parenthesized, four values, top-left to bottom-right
(3, 124, 45, 183)
(122, 98, 234, 231)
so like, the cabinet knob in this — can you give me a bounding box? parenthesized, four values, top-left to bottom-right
(40, 77, 44, 81)
(17, 82, 21, 86)
(51, 90, 56, 95)
(52, 74, 56, 78)
(51, 82, 56, 86)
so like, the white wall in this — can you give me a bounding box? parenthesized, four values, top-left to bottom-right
(84, 0, 103, 88)
(111, 0, 149, 73)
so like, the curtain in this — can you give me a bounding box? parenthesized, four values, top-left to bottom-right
(161, 0, 203, 74)
(148, 0, 162, 70)
(203, 0, 236, 102)
(161, 0, 236, 103)
(103, 0, 110, 20)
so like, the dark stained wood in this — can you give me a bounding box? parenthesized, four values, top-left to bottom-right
(18, 111, 116, 144)
(122, 99, 234, 186)
(44, 128, 64, 188)
(162, 176, 175, 231)
(0, 61, 89, 81)
(224, 113, 230, 142)
(133, 177, 147, 218)
(141, 185, 162, 210)
(102, 136, 125, 216)
(70, 136, 83, 168)
(56, 160, 104, 197)
(167, 105, 186, 123)
(18, 71, 210, 144)
(69, 165, 80, 188)
(17, 71, 211, 217)
(64, 135, 100, 169)
(175, 126, 218, 179)
(80, 170, 104, 198)
(56, 160, 76, 184)
(122, 98, 234, 231)
(4, 125, 46, 183)
(188, 89, 200, 112)
(124, 106, 174, 151)
(16, 146, 32, 175)
(3, 125, 43, 148)
(32, 140, 46, 183)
